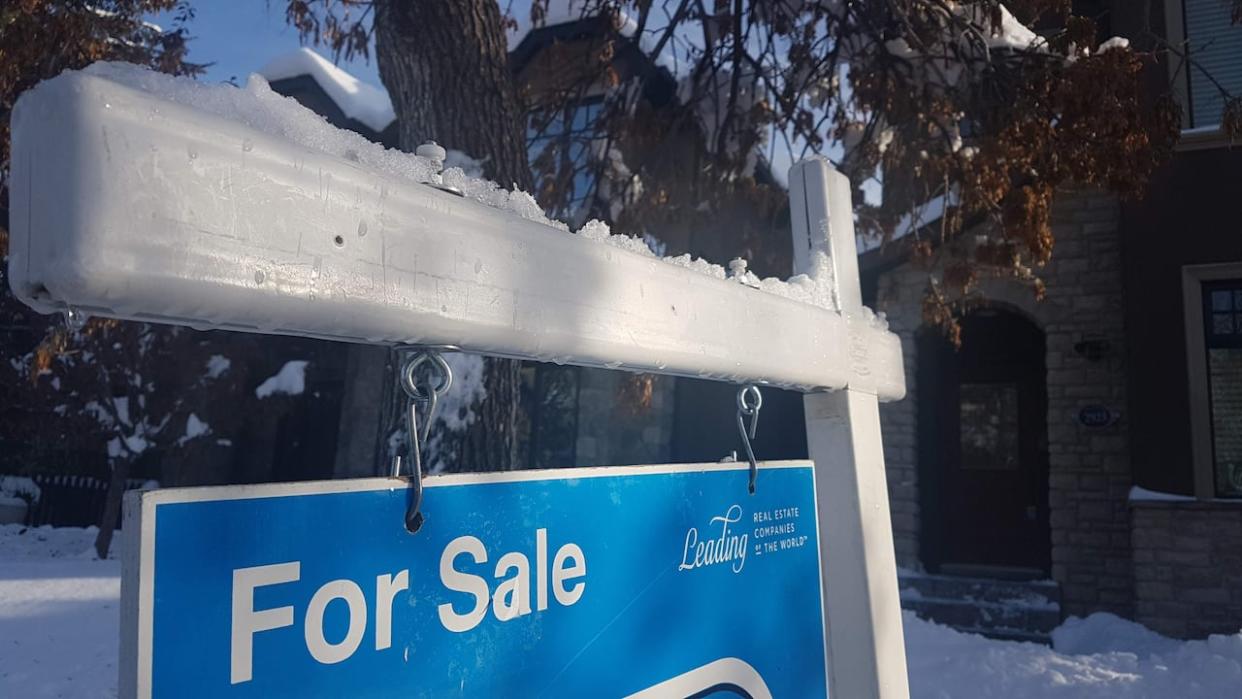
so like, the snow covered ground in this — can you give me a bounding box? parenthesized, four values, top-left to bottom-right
(905, 610, 1242, 697)
(1, 525, 120, 698)
(3, 524, 1242, 697)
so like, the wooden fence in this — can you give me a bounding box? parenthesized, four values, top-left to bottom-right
(20, 474, 150, 528)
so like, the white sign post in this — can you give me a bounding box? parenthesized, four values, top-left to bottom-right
(9, 68, 910, 698)
(792, 162, 911, 698)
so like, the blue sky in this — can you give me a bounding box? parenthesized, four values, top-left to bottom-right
(151, 2, 381, 87)
(156, 1, 539, 89)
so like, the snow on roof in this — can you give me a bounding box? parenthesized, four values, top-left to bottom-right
(506, 0, 637, 49)
(259, 47, 394, 133)
(90, 5, 163, 34)
(857, 191, 955, 255)
(254, 13, 639, 134)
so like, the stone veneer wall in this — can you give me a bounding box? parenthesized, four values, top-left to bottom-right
(1131, 502, 1242, 638)
(875, 190, 1134, 617)
(874, 274, 922, 568)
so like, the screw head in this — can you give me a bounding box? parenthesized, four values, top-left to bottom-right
(416, 141, 447, 166)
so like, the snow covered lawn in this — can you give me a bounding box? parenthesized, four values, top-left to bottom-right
(905, 609, 1242, 697)
(1, 525, 120, 698)
(3, 524, 1242, 697)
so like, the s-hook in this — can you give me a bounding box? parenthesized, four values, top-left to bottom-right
(390, 348, 453, 533)
(737, 385, 763, 494)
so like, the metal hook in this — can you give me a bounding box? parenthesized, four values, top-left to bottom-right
(736, 385, 763, 494)
(390, 349, 453, 533)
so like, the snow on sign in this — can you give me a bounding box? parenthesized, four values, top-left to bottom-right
(7, 63, 904, 397)
(120, 462, 827, 698)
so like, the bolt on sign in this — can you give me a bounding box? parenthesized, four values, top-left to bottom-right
(120, 462, 826, 697)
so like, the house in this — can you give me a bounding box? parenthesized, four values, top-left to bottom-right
(259, 15, 809, 479)
(867, 0, 1242, 640)
(508, 12, 808, 472)
(86, 1, 1238, 642)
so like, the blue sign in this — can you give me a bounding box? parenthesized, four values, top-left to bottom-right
(121, 461, 827, 698)
(1077, 404, 1119, 428)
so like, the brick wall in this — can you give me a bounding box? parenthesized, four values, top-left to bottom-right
(875, 270, 924, 568)
(1042, 191, 1133, 616)
(1131, 501, 1242, 638)
(875, 190, 1134, 616)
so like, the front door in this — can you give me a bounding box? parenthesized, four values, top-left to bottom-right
(918, 310, 1050, 575)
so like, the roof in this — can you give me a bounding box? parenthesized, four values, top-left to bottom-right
(259, 48, 394, 133)
(259, 9, 652, 136)
(506, 0, 639, 60)
(259, 7, 676, 138)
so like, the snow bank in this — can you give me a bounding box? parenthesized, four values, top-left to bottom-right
(1, 523, 102, 560)
(259, 47, 395, 132)
(1051, 612, 1184, 657)
(5, 526, 1242, 697)
(906, 610, 1242, 698)
(255, 360, 308, 398)
(0, 475, 41, 505)
(0, 525, 120, 699)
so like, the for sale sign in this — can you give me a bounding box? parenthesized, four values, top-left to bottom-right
(120, 461, 827, 697)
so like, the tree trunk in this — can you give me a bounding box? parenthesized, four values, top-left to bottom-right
(374, 0, 530, 471)
(375, 0, 532, 190)
(94, 455, 131, 559)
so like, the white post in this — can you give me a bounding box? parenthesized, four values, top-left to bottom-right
(790, 159, 910, 699)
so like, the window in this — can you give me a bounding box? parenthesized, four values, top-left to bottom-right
(1202, 281, 1242, 494)
(959, 383, 1021, 471)
(526, 100, 603, 219)
(1169, 0, 1242, 130)
(1183, 265, 1242, 497)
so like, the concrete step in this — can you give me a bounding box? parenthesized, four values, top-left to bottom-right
(899, 571, 1062, 643)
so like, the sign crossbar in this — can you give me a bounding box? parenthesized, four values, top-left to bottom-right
(9, 71, 904, 398)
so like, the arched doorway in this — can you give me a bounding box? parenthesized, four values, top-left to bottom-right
(917, 309, 1051, 577)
